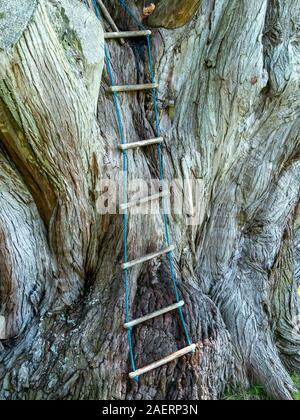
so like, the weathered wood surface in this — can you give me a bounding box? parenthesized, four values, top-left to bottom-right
(0, 0, 299, 401)
(0, 316, 6, 340)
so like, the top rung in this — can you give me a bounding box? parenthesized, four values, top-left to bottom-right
(105, 30, 151, 39)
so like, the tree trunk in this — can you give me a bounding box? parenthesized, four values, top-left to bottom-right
(0, 0, 299, 400)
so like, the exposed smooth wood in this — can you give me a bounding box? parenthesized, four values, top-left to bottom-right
(129, 344, 197, 379)
(104, 30, 151, 39)
(120, 190, 169, 210)
(122, 245, 175, 270)
(0, 316, 6, 340)
(96, 0, 125, 44)
(119, 137, 163, 151)
(108, 83, 158, 93)
(124, 300, 185, 329)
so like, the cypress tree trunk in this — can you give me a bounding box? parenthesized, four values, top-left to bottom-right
(0, 0, 299, 400)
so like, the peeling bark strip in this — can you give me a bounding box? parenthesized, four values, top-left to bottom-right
(0, 0, 104, 304)
(0, 0, 299, 400)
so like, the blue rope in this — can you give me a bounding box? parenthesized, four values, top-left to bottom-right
(93, 0, 100, 18)
(93, 0, 138, 380)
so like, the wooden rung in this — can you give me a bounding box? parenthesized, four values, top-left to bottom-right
(119, 137, 163, 151)
(105, 30, 151, 39)
(124, 300, 184, 329)
(97, 0, 125, 44)
(120, 190, 169, 210)
(129, 344, 197, 379)
(0, 315, 6, 340)
(122, 245, 175, 270)
(108, 83, 158, 93)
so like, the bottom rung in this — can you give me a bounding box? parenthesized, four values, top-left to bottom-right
(124, 300, 184, 329)
(129, 344, 196, 379)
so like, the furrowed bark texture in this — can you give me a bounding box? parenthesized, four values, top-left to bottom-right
(0, 0, 299, 400)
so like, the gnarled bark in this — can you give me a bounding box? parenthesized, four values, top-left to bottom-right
(0, 0, 299, 400)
